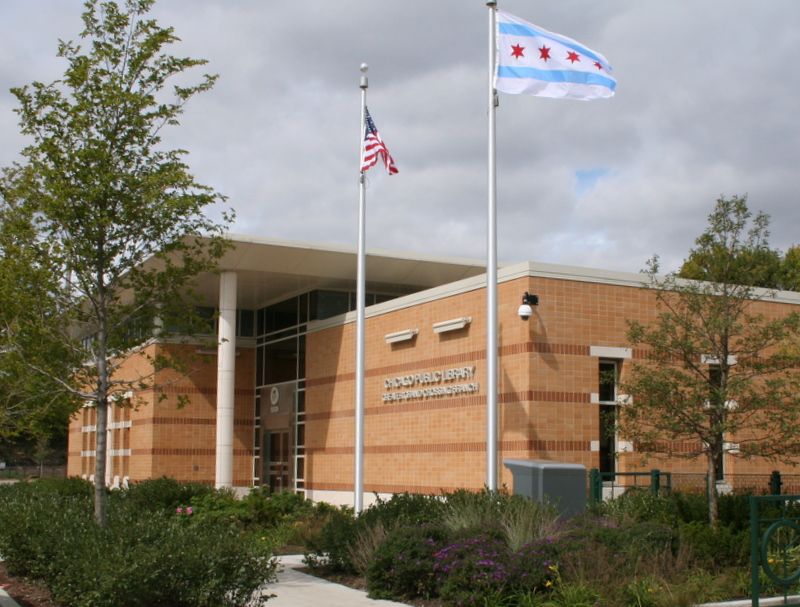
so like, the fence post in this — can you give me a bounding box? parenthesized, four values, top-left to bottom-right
(650, 469, 661, 496)
(589, 468, 601, 504)
(769, 470, 782, 495)
(750, 495, 760, 607)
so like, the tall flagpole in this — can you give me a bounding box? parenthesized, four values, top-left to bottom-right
(486, 1, 498, 491)
(354, 63, 368, 514)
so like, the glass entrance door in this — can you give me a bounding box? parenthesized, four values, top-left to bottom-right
(266, 431, 290, 493)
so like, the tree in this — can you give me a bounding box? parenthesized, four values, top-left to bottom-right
(781, 245, 800, 292)
(680, 211, 800, 292)
(620, 195, 800, 525)
(0, 0, 231, 525)
(0, 184, 77, 454)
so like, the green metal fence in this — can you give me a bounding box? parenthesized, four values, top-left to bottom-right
(588, 469, 671, 504)
(749, 494, 800, 606)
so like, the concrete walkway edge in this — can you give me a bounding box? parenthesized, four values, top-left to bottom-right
(265, 555, 408, 606)
(0, 588, 21, 607)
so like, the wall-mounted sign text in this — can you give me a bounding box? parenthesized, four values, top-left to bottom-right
(382, 366, 479, 402)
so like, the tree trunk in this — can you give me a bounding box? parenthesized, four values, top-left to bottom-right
(707, 450, 718, 526)
(94, 397, 107, 526)
(93, 298, 109, 527)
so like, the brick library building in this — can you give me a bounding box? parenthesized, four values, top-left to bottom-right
(67, 236, 800, 504)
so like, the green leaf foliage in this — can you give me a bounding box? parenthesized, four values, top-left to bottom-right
(0, 0, 232, 523)
(622, 195, 800, 525)
(0, 479, 276, 607)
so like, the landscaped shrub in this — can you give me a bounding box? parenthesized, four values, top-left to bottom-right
(366, 523, 450, 601)
(441, 488, 507, 535)
(0, 479, 277, 607)
(597, 489, 679, 525)
(117, 476, 213, 512)
(304, 505, 358, 572)
(624, 574, 665, 607)
(509, 539, 560, 594)
(666, 491, 707, 525)
(48, 508, 276, 607)
(537, 565, 601, 607)
(499, 495, 559, 551)
(347, 520, 393, 576)
(359, 492, 446, 529)
(0, 478, 95, 579)
(717, 492, 755, 531)
(430, 534, 561, 606)
(305, 493, 445, 573)
(679, 521, 748, 568)
(433, 533, 513, 606)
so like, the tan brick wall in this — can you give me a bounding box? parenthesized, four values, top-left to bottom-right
(67, 341, 255, 486)
(67, 270, 800, 496)
(305, 274, 800, 495)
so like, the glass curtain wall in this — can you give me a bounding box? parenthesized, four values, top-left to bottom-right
(253, 289, 396, 494)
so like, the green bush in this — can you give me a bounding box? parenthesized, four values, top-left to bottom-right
(679, 521, 748, 568)
(116, 477, 213, 512)
(0, 478, 94, 579)
(367, 523, 449, 601)
(305, 493, 445, 573)
(47, 508, 277, 607)
(304, 505, 358, 572)
(666, 492, 707, 525)
(510, 539, 560, 594)
(433, 533, 512, 606)
(716, 493, 754, 531)
(360, 492, 445, 528)
(598, 489, 678, 525)
(0, 479, 277, 607)
(441, 488, 507, 535)
(499, 495, 559, 551)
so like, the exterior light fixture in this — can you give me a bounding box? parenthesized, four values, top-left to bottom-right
(433, 316, 472, 334)
(384, 328, 418, 344)
(517, 291, 539, 320)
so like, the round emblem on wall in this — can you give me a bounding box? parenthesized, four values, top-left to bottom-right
(270, 386, 280, 406)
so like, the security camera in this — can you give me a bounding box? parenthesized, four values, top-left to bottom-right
(517, 292, 538, 320)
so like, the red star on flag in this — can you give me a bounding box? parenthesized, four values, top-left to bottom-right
(566, 51, 581, 63)
(539, 45, 551, 62)
(510, 44, 525, 58)
(594, 61, 603, 70)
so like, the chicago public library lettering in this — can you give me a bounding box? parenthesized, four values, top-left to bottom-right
(382, 366, 479, 402)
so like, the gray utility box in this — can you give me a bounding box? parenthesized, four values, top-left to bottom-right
(503, 459, 586, 517)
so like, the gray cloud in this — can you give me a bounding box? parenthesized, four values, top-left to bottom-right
(2, 0, 799, 275)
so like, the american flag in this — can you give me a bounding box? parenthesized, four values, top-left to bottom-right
(361, 107, 398, 175)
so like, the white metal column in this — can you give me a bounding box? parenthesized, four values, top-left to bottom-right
(215, 271, 238, 488)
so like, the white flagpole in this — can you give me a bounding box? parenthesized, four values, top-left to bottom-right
(486, 1, 499, 491)
(354, 63, 368, 513)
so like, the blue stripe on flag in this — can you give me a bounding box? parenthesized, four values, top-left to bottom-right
(498, 22, 608, 69)
(496, 65, 617, 91)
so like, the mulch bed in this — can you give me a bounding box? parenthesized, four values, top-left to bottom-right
(0, 562, 60, 607)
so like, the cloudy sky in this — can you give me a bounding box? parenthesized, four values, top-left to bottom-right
(2, 1, 799, 274)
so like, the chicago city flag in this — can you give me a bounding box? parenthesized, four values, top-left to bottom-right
(495, 11, 616, 100)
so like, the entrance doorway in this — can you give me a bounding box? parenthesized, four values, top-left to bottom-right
(265, 431, 290, 493)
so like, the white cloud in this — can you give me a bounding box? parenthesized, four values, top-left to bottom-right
(2, 0, 799, 275)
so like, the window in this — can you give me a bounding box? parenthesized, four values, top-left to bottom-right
(599, 360, 619, 475)
(708, 365, 725, 482)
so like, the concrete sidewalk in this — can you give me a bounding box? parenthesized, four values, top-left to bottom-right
(0, 555, 407, 607)
(0, 588, 21, 607)
(265, 555, 408, 606)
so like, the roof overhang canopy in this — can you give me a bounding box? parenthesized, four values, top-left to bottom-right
(192, 234, 487, 310)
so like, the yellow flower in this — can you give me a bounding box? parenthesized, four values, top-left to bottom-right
(545, 580, 553, 588)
